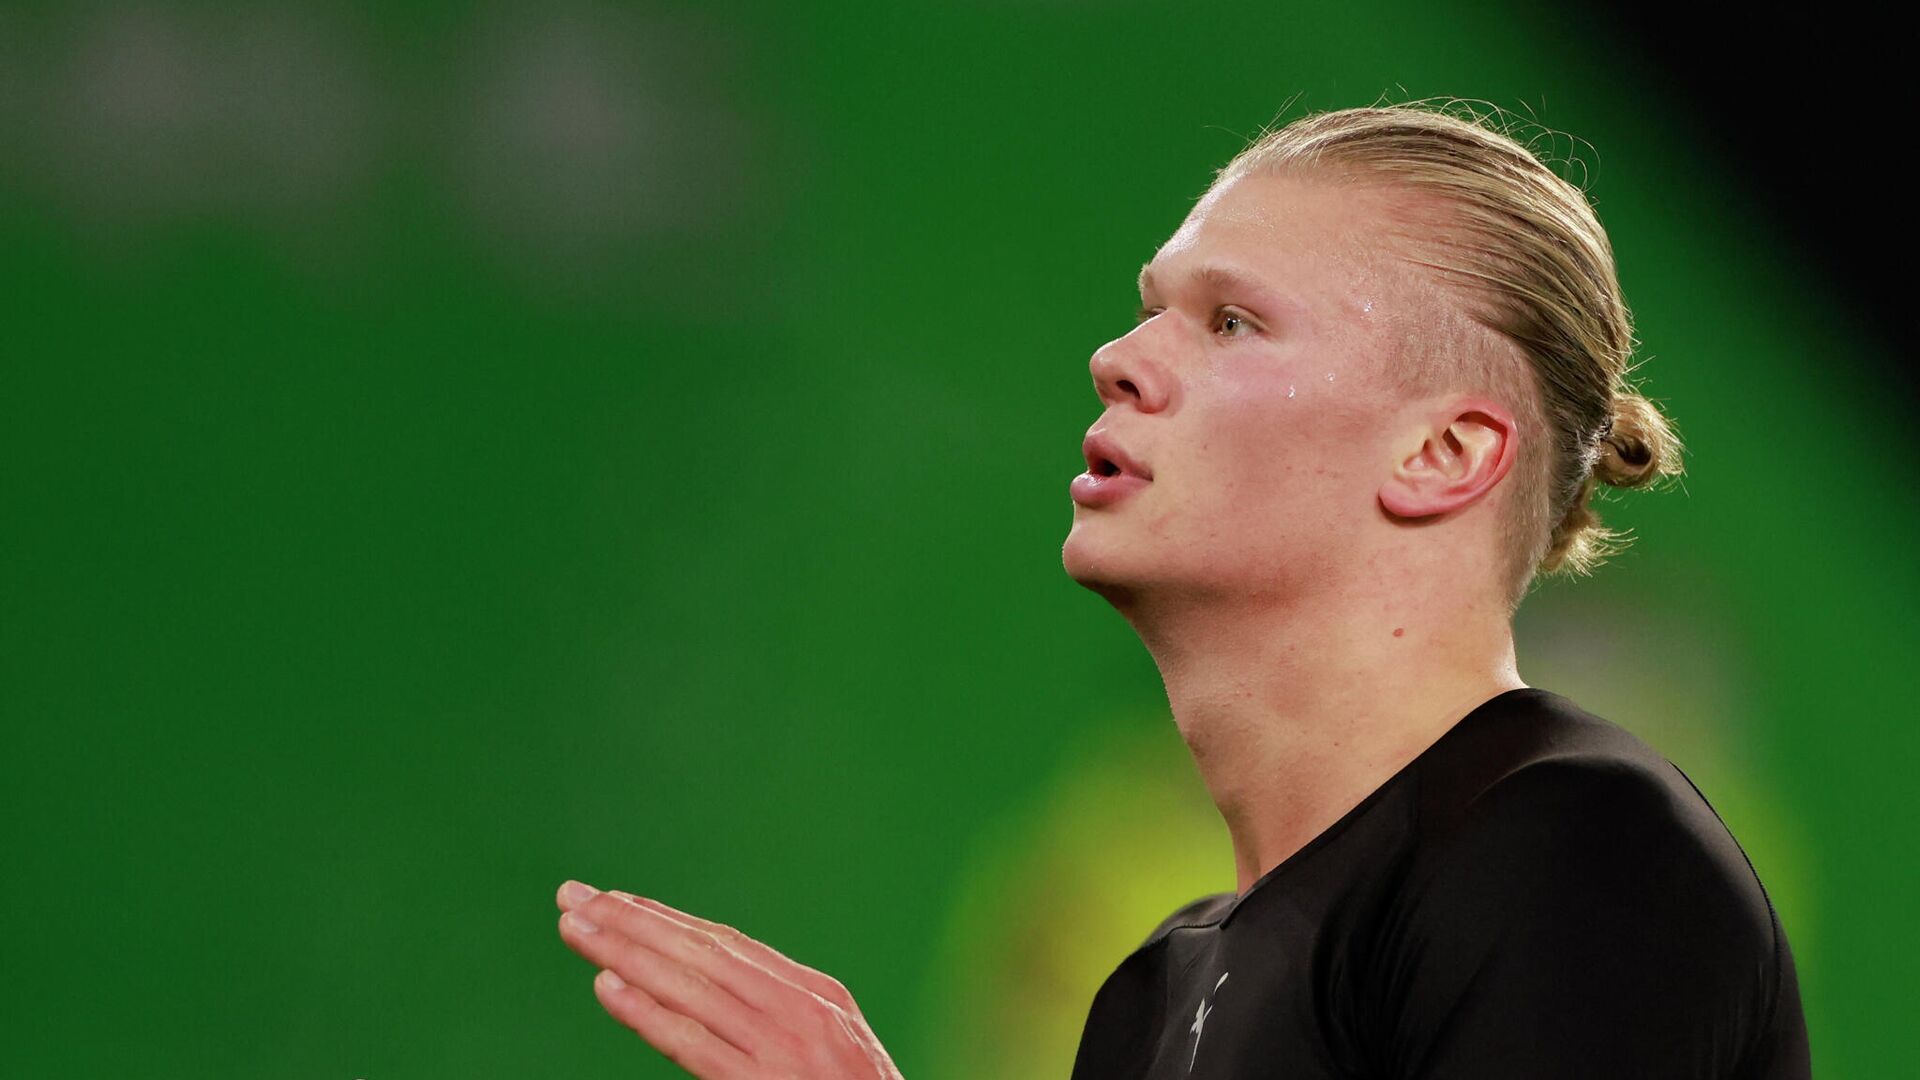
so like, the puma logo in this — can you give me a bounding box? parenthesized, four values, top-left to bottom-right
(1188, 971, 1230, 1073)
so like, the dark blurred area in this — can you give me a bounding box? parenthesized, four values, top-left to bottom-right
(1588, 0, 1912, 400)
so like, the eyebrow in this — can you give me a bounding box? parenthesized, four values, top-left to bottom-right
(1136, 261, 1298, 317)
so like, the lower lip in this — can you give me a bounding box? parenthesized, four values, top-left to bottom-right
(1070, 471, 1151, 507)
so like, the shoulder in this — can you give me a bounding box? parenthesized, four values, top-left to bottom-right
(1428, 691, 1771, 916)
(1411, 689, 1769, 907)
(1448, 758, 1770, 932)
(1371, 695, 1789, 1075)
(1410, 708, 1779, 966)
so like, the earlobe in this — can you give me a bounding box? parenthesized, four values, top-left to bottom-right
(1377, 398, 1516, 521)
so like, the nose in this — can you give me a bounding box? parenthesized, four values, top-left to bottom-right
(1088, 325, 1171, 413)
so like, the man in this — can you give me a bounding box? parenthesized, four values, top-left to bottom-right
(1062, 102, 1809, 1078)
(552, 102, 1811, 1078)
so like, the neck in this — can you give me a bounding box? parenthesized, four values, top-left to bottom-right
(1113, 579, 1525, 896)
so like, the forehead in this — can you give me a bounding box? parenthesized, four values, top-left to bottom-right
(1142, 171, 1415, 319)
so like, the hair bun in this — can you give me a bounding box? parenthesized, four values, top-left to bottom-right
(1593, 394, 1678, 489)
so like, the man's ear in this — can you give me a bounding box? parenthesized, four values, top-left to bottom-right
(1377, 396, 1518, 520)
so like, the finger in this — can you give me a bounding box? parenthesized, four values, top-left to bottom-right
(577, 892, 822, 1020)
(592, 968, 756, 1080)
(611, 890, 859, 1012)
(556, 879, 599, 912)
(557, 881, 807, 1012)
(558, 909, 768, 1058)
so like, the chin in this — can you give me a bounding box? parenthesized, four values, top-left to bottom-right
(1062, 532, 1145, 599)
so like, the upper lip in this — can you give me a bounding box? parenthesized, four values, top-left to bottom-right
(1082, 429, 1153, 480)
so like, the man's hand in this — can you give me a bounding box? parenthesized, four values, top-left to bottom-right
(555, 879, 905, 1079)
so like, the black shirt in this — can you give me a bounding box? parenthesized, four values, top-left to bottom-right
(1069, 687, 1811, 1079)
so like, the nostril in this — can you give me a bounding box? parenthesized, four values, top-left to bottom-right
(1116, 379, 1138, 396)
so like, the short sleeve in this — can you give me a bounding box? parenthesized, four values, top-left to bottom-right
(1373, 758, 1794, 1079)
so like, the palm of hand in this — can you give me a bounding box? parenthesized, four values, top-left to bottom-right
(556, 880, 904, 1079)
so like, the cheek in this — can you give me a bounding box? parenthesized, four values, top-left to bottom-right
(1203, 373, 1326, 490)
(1193, 368, 1375, 521)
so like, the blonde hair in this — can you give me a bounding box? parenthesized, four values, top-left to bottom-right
(1213, 100, 1684, 613)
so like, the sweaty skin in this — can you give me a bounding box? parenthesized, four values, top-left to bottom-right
(1063, 170, 1529, 896)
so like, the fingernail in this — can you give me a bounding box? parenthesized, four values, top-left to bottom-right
(598, 969, 626, 991)
(559, 880, 598, 907)
(564, 911, 599, 934)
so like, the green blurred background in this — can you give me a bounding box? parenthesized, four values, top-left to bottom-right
(4, 1, 1913, 1076)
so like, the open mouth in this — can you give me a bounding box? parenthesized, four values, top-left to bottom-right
(1071, 437, 1150, 506)
(1081, 430, 1151, 482)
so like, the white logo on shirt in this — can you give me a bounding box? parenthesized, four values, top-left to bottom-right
(1188, 971, 1230, 1073)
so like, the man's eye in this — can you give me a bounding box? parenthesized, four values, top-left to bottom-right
(1212, 307, 1254, 337)
(1132, 305, 1256, 336)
